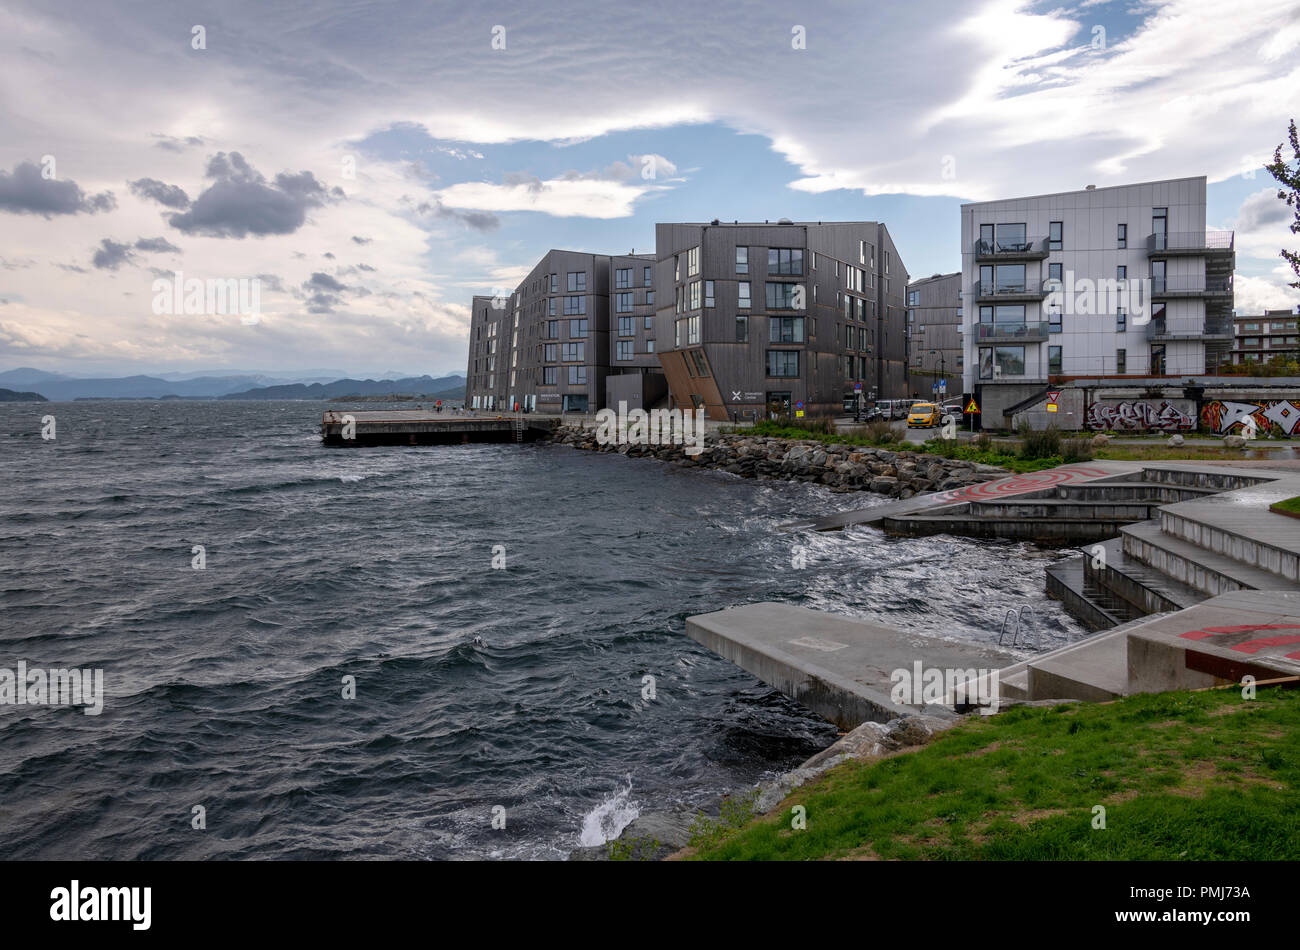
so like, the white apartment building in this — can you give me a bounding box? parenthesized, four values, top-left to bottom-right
(960, 176, 1234, 421)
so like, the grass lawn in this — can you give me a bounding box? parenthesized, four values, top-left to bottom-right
(1272, 496, 1300, 516)
(684, 686, 1300, 861)
(1095, 445, 1257, 462)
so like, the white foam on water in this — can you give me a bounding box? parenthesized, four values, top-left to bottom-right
(578, 778, 640, 847)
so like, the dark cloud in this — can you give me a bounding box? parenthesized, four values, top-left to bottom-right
(255, 273, 285, 292)
(92, 238, 135, 270)
(323, 252, 335, 259)
(0, 161, 116, 217)
(351, 235, 371, 245)
(152, 134, 205, 153)
(357, 263, 376, 272)
(134, 236, 181, 253)
(167, 151, 336, 238)
(305, 272, 347, 293)
(129, 177, 190, 209)
(415, 197, 499, 232)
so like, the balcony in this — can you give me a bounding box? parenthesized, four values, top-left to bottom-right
(1150, 276, 1234, 298)
(975, 321, 1050, 343)
(1147, 230, 1235, 256)
(973, 237, 1051, 262)
(974, 279, 1053, 304)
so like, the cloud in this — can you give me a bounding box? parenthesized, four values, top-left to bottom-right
(414, 196, 500, 231)
(134, 236, 181, 253)
(305, 271, 347, 293)
(129, 177, 190, 209)
(432, 174, 658, 219)
(0, 161, 115, 217)
(1233, 272, 1300, 314)
(1235, 187, 1291, 232)
(351, 235, 371, 244)
(167, 152, 337, 238)
(152, 134, 205, 152)
(91, 238, 135, 270)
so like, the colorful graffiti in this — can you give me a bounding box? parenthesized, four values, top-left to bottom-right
(1200, 399, 1300, 436)
(1085, 400, 1195, 431)
(1179, 624, 1300, 661)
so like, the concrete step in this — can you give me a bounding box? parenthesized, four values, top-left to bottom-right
(1135, 467, 1272, 491)
(1052, 482, 1220, 503)
(1082, 537, 1210, 616)
(1026, 630, 1130, 701)
(882, 512, 1133, 544)
(969, 499, 1158, 520)
(1121, 521, 1293, 596)
(1046, 556, 1142, 630)
(1159, 505, 1300, 583)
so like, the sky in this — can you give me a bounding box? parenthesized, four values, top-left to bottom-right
(1, 0, 1298, 379)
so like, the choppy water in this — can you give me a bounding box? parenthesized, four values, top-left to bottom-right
(0, 400, 1085, 859)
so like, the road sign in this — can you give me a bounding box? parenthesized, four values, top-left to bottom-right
(939, 380, 947, 393)
(853, 383, 862, 393)
(795, 410, 805, 418)
(1046, 390, 1060, 413)
(795, 400, 804, 410)
(964, 399, 980, 414)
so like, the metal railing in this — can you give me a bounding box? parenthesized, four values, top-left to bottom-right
(1150, 275, 1234, 295)
(976, 278, 1051, 299)
(975, 321, 1050, 341)
(973, 237, 1050, 257)
(1147, 230, 1235, 253)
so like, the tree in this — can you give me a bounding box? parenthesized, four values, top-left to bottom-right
(1265, 118, 1300, 289)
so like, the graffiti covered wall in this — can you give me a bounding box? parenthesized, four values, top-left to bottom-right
(1085, 399, 1196, 431)
(1201, 399, 1300, 436)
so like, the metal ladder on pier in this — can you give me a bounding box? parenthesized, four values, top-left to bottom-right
(512, 416, 525, 443)
(998, 605, 1035, 647)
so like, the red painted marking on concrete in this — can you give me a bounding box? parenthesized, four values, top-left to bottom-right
(1180, 624, 1300, 658)
(932, 465, 1114, 504)
(1230, 635, 1300, 659)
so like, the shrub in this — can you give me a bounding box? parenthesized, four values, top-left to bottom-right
(1061, 437, 1094, 463)
(865, 419, 900, 445)
(1018, 422, 1062, 460)
(973, 432, 992, 451)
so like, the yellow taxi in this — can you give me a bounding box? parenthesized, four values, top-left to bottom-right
(907, 401, 942, 428)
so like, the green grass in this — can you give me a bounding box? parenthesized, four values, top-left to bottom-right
(684, 686, 1300, 861)
(1272, 496, 1300, 515)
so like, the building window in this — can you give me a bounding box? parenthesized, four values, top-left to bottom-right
(546, 320, 559, 339)
(1049, 346, 1062, 375)
(1117, 224, 1127, 249)
(907, 289, 919, 306)
(1117, 308, 1127, 332)
(1117, 265, 1127, 281)
(615, 268, 632, 289)
(766, 350, 800, 377)
(769, 316, 805, 343)
(616, 341, 633, 361)
(1048, 308, 1062, 334)
(736, 315, 748, 342)
(768, 248, 803, 275)
(1048, 221, 1062, 251)
(688, 314, 700, 344)
(564, 296, 586, 316)
(562, 342, 585, 361)
(569, 318, 588, 337)
(543, 366, 557, 385)
(738, 281, 751, 309)
(690, 349, 710, 377)
(1116, 349, 1127, 374)
(675, 320, 683, 347)
(567, 272, 586, 292)
(646, 340, 655, 353)
(1048, 262, 1062, 285)
(736, 246, 748, 274)
(765, 282, 800, 310)
(704, 280, 715, 308)
(687, 246, 700, 277)
(544, 343, 557, 362)
(618, 316, 634, 337)
(646, 290, 655, 306)
(548, 298, 556, 316)
(643, 266, 652, 286)
(689, 280, 702, 310)
(568, 366, 587, 385)
(615, 292, 633, 313)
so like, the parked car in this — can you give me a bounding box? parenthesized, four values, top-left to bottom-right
(907, 402, 942, 428)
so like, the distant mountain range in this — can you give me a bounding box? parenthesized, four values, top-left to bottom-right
(0, 387, 47, 402)
(0, 367, 465, 401)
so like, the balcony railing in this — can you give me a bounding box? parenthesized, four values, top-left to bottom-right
(1150, 276, 1234, 297)
(975, 279, 1052, 301)
(975, 321, 1050, 342)
(972, 237, 1051, 260)
(1147, 230, 1235, 254)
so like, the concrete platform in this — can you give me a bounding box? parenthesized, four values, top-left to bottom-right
(320, 409, 556, 445)
(684, 602, 1018, 729)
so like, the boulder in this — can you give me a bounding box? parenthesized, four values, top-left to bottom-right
(1168, 433, 1185, 447)
(1224, 434, 1246, 449)
(1090, 433, 1111, 448)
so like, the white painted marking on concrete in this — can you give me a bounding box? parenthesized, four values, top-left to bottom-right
(788, 636, 850, 652)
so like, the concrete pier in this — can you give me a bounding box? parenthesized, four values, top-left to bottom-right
(321, 410, 557, 446)
(685, 602, 1018, 729)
